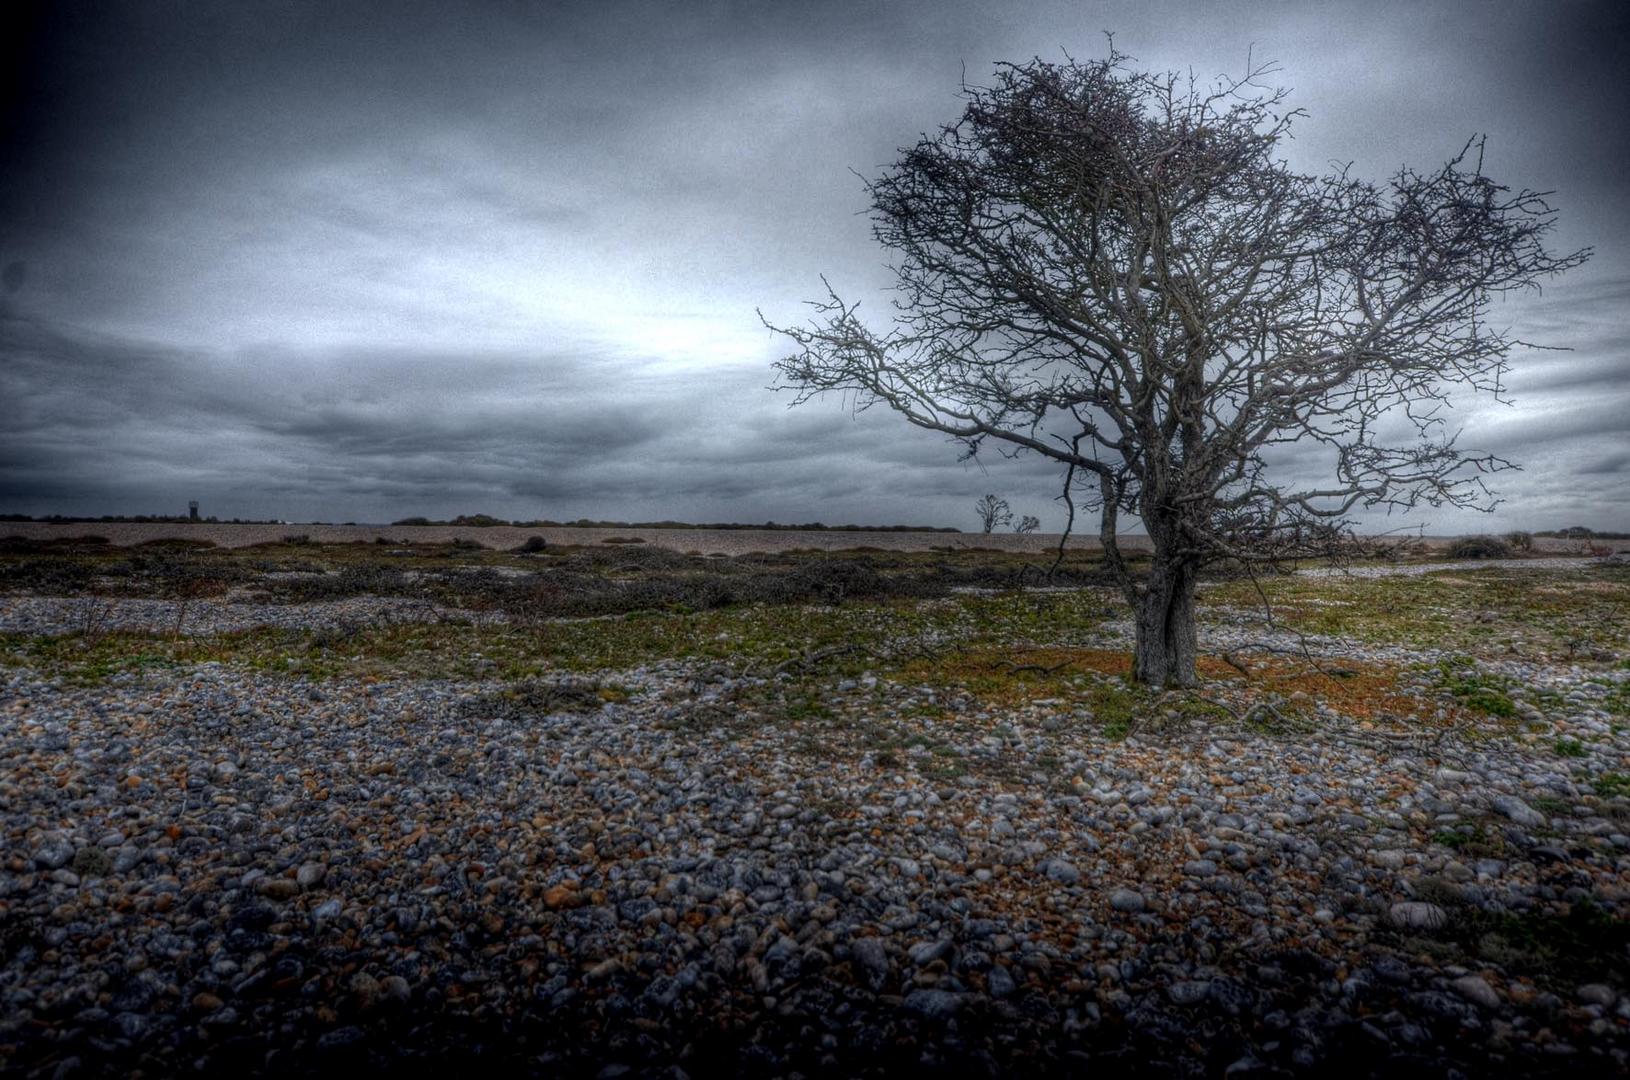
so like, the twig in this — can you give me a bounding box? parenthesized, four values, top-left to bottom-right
(997, 658, 1075, 676)
(1047, 459, 1078, 584)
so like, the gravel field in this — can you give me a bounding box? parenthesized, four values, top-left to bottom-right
(2, 560, 1629, 1076)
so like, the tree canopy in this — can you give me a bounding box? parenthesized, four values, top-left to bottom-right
(769, 49, 1588, 685)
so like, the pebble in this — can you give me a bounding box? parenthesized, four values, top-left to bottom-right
(1110, 889, 1146, 913)
(0, 557, 1625, 1075)
(1490, 794, 1548, 828)
(1580, 984, 1619, 1008)
(1389, 902, 1449, 931)
(1452, 975, 1501, 1010)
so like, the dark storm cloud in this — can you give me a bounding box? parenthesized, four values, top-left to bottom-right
(0, 309, 1049, 523)
(1, 0, 1626, 530)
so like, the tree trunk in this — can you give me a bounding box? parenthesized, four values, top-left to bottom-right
(1131, 559, 1198, 687)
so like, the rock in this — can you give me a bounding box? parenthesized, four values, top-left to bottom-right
(1388, 902, 1449, 931)
(33, 837, 73, 870)
(1167, 980, 1210, 1005)
(851, 937, 890, 990)
(317, 1026, 365, 1053)
(544, 884, 581, 910)
(1579, 983, 1618, 1008)
(349, 973, 381, 1008)
(1043, 859, 1080, 884)
(1370, 850, 1407, 870)
(381, 975, 412, 1004)
(1490, 795, 1547, 828)
(987, 965, 1016, 998)
(256, 877, 301, 900)
(908, 939, 953, 967)
(1110, 889, 1145, 913)
(903, 988, 965, 1020)
(1452, 974, 1501, 1010)
(296, 862, 327, 888)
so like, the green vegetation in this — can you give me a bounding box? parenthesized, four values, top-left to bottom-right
(3, 542, 1622, 753)
(1430, 657, 1518, 718)
(0, 582, 1117, 688)
(1204, 564, 1630, 658)
(1445, 534, 1511, 559)
(1593, 773, 1630, 799)
(1394, 901, 1630, 993)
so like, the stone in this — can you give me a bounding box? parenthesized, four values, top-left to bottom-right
(908, 939, 953, 967)
(1579, 983, 1618, 1008)
(296, 862, 327, 888)
(256, 877, 301, 900)
(1388, 902, 1449, 931)
(1490, 795, 1547, 828)
(903, 988, 965, 1020)
(851, 937, 890, 989)
(1043, 859, 1080, 884)
(1167, 980, 1210, 1005)
(1110, 889, 1145, 913)
(1452, 974, 1501, 1010)
(987, 965, 1016, 998)
(32, 837, 73, 870)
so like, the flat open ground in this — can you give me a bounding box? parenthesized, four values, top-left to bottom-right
(0, 520, 1606, 555)
(2, 537, 1628, 1076)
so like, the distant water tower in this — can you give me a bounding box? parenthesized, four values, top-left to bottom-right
(189, 501, 199, 521)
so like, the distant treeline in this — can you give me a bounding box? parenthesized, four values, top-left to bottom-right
(390, 514, 962, 533)
(1534, 526, 1630, 540)
(0, 513, 279, 524)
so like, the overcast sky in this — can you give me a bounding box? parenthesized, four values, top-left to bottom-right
(2, 0, 1625, 531)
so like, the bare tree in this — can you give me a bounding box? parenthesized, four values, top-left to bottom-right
(974, 493, 1012, 533)
(768, 49, 1588, 687)
(1014, 515, 1041, 534)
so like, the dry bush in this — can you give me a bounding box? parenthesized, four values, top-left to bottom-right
(1447, 535, 1512, 559)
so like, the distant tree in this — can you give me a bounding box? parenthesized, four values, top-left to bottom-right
(769, 48, 1587, 686)
(974, 493, 1012, 533)
(1014, 515, 1041, 534)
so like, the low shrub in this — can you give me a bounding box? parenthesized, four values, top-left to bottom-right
(512, 535, 549, 553)
(135, 537, 218, 550)
(1505, 530, 1534, 552)
(1447, 535, 1511, 559)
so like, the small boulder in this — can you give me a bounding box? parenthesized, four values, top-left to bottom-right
(1388, 902, 1449, 931)
(1452, 974, 1501, 1010)
(1110, 888, 1146, 913)
(1490, 795, 1547, 829)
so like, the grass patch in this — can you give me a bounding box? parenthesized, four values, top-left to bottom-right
(0, 586, 1117, 687)
(1205, 564, 1630, 658)
(1430, 657, 1517, 718)
(1594, 773, 1630, 799)
(1554, 737, 1588, 758)
(1446, 903, 1630, 992)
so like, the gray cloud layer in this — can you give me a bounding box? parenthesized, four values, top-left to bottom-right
(2, 0, 1626, 530)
